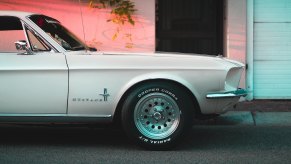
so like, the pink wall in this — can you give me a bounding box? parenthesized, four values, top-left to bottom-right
(0, 0, 155, 52)
(225, 0, 247, 88)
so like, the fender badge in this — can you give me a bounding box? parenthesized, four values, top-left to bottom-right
(99, 88, 110, 101)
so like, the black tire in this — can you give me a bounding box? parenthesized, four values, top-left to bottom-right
(121, 81, 195, 150)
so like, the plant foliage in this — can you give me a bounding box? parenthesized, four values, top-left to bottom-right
(89, 0, 136, 25)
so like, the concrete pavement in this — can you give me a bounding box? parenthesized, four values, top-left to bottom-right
(196, 100, 291, 126)
(198, 111, 291, 126)
(235, 100, 291, 112)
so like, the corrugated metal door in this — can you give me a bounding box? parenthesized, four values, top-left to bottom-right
(156, 0, 223, 55)
(254, 0, 291, 99)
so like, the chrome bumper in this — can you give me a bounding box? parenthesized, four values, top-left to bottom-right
(206, 88, 248, 99)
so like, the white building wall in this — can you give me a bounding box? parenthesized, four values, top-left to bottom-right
(225, 0, 247, 88)
(0, 0, 249, 89)
(253, 0, 291, 99)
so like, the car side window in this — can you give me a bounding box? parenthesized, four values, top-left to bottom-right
(0, 16, 52, 54)
(25, 26, 51, 52)
(0, 16, 26, 53)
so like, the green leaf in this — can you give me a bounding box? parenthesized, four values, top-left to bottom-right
(88, 0, 136, 26)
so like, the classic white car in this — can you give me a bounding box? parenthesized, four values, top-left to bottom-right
(0, 11, 247, 149)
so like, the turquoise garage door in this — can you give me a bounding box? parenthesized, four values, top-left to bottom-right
(254, 0, 291, 99)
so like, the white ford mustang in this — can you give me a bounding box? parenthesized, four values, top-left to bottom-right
(0, 11, 247, 149)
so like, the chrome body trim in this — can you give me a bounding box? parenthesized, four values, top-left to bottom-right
(0, 114, 112, 117)
(0, 114, 112, 123)
(206, 88, 248, 99)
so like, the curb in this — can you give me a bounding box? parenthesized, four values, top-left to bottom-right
(253, 112, 291, 126)
(194, 111, 291, 126)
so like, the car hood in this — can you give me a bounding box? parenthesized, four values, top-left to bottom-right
(66, 51, 244, 70)
(103, 51, 245, 68)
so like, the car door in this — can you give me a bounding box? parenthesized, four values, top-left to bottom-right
(0, 16, 68, 114)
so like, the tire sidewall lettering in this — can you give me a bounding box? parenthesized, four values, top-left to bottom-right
(122, 82, 193, 149)
(139, 136, 172, 145)
(137, 87, 178, 101)
(136, 86, 179, 146)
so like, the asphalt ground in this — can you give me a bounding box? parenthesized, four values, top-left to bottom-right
(0, 125, 290, 164)
(0, 111, 291, 164)
(1, 100, 291, 163)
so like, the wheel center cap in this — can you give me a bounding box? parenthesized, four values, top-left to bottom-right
(154, 106, 164, 112)
(153, 112, 162, 120)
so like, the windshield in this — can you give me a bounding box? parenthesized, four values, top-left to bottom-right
(28, 15, 86, 51)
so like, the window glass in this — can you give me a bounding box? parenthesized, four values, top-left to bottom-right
(29, 15, 86, 51)
(25, 27, 51, 52)
(0, 16, 26, 53)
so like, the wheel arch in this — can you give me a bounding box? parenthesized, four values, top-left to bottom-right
(113, 76, 202, 124)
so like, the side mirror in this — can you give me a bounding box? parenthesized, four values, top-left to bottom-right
(15, 40, 27, 50)
(15, 40, 34, 55)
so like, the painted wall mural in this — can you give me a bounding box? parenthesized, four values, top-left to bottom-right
(0, 0, 155, 52)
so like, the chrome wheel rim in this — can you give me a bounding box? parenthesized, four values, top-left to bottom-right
(134, 93, 180, 140)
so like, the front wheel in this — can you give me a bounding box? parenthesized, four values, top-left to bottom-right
(121, 82, 195, 150)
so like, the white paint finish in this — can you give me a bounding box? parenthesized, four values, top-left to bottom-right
(254, 0, 291, 99)
(66, 52, 238, 70)
(0, 11, 246, 119)
(254, 0, 291, 22)
(0, 53, 68, 114)
(65, 52, 242, 115)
